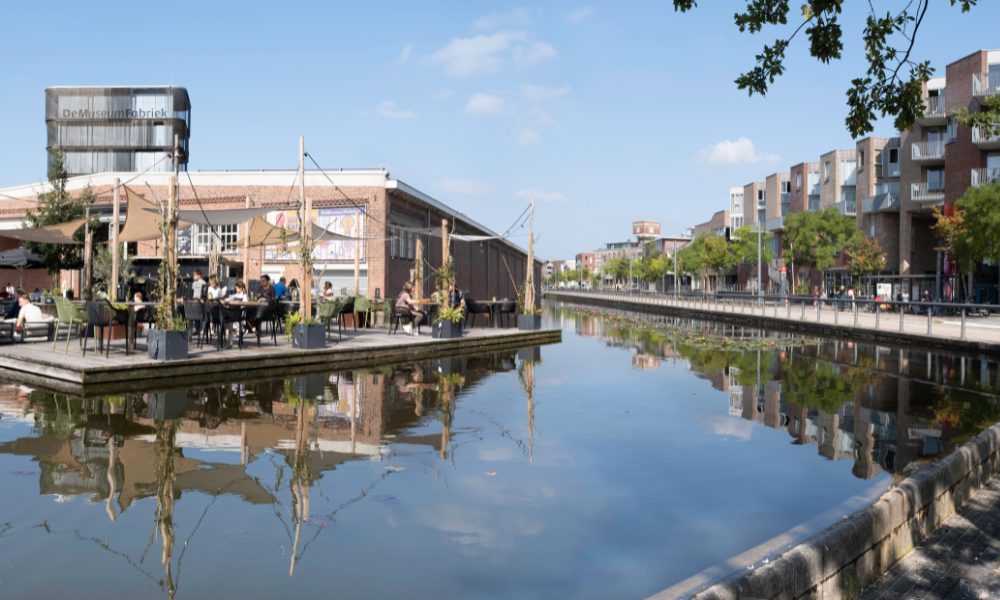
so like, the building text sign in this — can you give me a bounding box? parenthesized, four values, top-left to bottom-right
(61, 108, 170, 119)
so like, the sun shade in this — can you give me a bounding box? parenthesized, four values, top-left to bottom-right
(177, 206, 277, 227)
(119, 187, 166, 242)
(246, 217, 297, 247)
(0, 217, 88, 245)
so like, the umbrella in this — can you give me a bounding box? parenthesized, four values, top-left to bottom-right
(0, 248, 45, 289)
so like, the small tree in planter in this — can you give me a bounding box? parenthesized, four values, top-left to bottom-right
(149, 155, 188, 361)
(286, 310, 326, 349)
(432, 304, 464, 339)
(289, 136, 327, 349)
(518, 196, 542, 331)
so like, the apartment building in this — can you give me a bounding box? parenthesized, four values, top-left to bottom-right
(692, 209, 730, 238)
(729, 187, 744, 230)
(789, 162, 820, 213)
(818, 149, 858, 215)
(856, 136, 901, 270)
(742, 181, 766, 227)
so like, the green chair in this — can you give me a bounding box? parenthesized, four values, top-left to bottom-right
(52, 296, 86, 354)
(316, 301, 339, 339)
(354, 295, 371, 328)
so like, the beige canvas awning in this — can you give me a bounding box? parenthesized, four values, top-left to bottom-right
(0, 217, 88, 245)
(178, 206, 276, 227)
(246, 216, 296, 247)
(119, 187, 165, 242)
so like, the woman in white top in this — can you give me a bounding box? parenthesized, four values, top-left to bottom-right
(225, 281, 248, 303)
(207, 275, 225, 300)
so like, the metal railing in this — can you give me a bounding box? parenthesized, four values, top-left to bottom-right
(973, 71, 1000, 98)
(921, 94, 947, 119)
(911, 140, 945, 161)
(972, 126, 1000, 147)
(971, 167, 1000, 188)
(911, 182, 945, 202)
(544, 288, 1000, 341)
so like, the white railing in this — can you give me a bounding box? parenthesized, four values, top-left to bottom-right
(862, 193, 899, 213)
(837, 200, 856, 216)
(973, 71, 1000, 97)
(971, 168, 1000, 188)
(922, 94, 946, 118)
(911, 182, 945, 202)
(972, 126, 1000, 145)
(911, 140, 945, 161)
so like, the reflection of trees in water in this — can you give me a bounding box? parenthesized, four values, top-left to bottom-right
(779, 357, 870, 414)
(933, 387, 1000, 446)
(153, 420, 177, 600)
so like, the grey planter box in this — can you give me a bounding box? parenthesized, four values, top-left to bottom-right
(146, 389, 188, 420)
(292, 323, 327, 349)
(147, 329, 188, 361)
(432, 320, 463, 339)
(517, 315, 543, 330)
(432, 356, 465, 375)
(292, 373, 327, 401)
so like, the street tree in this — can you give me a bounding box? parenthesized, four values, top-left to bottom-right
(672, 1, 985, 138)
(845, 235, 886, 294)
(931, 206, 974, 299)
(954, 183, 1000, 299)
(679, 234, 732, 292)
(782, 208, 857, 290)
(24, 148, 96, 280)
(730, 225, 775, 292)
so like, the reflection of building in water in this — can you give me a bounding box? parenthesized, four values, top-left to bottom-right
(631, 354, 661, 370)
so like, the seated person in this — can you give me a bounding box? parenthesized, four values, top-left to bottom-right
(395, 281, 424, 336)
(274, 277, 288, 299)
(225, 281, 248, 303)
(5, 293, 47, 340)
(190, 269, 207, 299)
(448, 288, 465, 310)
(207, 275, 225, 300)
(4, 296, 20, 320)
(323, 281, 335, 299)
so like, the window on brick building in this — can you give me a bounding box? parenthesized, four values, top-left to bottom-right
(219, 224, 238, 253)
(795, 172, 802, 191)
(858, 150, 865, 171)
(926, 168, 944, 191)
(887, 148, 899, 177)
(823, 160, 831, 182)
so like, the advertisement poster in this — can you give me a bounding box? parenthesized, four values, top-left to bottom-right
(264, 207, 364, 262)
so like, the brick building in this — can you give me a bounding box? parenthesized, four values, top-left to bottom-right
(0, 169, 539, 303)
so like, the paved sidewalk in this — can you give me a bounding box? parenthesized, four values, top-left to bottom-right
(859, 476, 1000, 600)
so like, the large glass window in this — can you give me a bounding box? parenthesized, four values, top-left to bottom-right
(795, 172, 802, 191)
(219, 224, 238, 254)
(887, 148, 900, 177)
(926, 168, 945, 190)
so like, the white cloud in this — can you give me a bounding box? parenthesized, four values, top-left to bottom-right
(465, 93, 505, 115)
(397, 44, 413, 63)
(513, 41, 557, 67)
(375, 100, 417, 119)
(521, 84, 570, 103)
(473, 7, 532, 31)
(567, 6, 594, 23)
(437, 178, 491, 196)
(697, 137, 780, 165)
(515, 129, 542, 145)
(426, 31, 554, 76)
(517, 189, 567, 204)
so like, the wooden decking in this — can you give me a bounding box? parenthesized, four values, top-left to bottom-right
(0, 326, 561, 396)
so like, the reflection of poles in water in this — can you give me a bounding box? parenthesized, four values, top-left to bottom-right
(437, 374, 464, 461)
(154, 420, 178, 600)
(520, 361, 536, 463)
(241, 421, 248, 466)
(350, 377, 358, 455)
(105, 436, 119, 522)
(289, 402, 314, 576)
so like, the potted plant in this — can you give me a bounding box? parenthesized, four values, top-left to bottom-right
(288, 310, 327, 349)
(148, 319, 188, 360)
(432, 304, 464, 339)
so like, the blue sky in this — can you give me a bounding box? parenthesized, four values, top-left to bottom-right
(0, 1, 997, 259)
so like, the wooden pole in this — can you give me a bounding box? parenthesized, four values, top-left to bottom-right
(111, 179, 120, 300)
(243, 194, 251, 283)
(525, 196, 535, 312)
(440, 218, 449, 298)
(353, 239, 361, 296)
(162, 133, 179, 329)
(299, 136, 313, 320)
(83, 205, 93, 299)
(414, 238, 424, 296)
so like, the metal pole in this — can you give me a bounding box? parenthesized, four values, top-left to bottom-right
(961, 308, 966, 339)
(673, 250, 678, 300)
(756, 224, 762, 305)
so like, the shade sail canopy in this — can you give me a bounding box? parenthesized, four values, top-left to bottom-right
(119, 188, 165, 242)
(246, 217, 297, 247)
(0, 217, 88, 245)
(177, 206, 277, 227)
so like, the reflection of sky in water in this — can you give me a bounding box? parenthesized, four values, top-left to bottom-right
(0, 304, 996, 598)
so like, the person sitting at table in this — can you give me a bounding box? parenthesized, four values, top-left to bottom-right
(274, 276, 288, 299)
(289, 279, 300, 301)
(190, 269, 206, 299)
(258, 274, 276, 301)
(5, 293, 44, 340)
(395, 281, 424, 336)
(322, 281, 335, 300)
(207, 275, 225, 300)
(225, 281, 248, 303)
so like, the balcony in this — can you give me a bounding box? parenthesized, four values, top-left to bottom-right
(973, 71, 1000, 99)
(972, 126, 1000, 150)
(765, 216, 784, 231)
(911, 140, 945, 163)
(911, 182, 945, 204)
(836, 200, 856, 216)
(971, 167, 1000, 188)
(861, 182, 900, 213)
(916, 94, 947, 126)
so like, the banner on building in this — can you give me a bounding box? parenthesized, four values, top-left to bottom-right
(264, 207, 366, 262)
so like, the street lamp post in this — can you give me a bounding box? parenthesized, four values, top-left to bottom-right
(757, 223, 762, 305)
(673, 248, 679, 299)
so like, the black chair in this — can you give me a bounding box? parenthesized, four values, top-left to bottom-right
(464, 296, 490, 328)
(83, 301, 117, 358)
(338, 297, 356, 338)
(389, 302, 420, 335)
(182, 300, 208, 349)
(496, 300, 516, 328)
(245, 300, 278, 347)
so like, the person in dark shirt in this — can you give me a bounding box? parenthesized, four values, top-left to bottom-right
(258, 274, 276, 300)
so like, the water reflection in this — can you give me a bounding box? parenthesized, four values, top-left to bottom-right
(552, 304, 1000, 481)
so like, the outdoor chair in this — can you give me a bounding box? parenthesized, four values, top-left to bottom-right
(389, 302, 419, 335)
(464, 296, 491, 328)
(354, 295, 372, 328)
(182, 300, 208, 349)
(316, 300, 339, 340)
(338, 297, 356, 337)
(245, 300, 279, 347)
(495, 300, 516, 327)
(52, 296, 86, 353)
(0, 322, 13, 345)
(82, 301, 118, 358)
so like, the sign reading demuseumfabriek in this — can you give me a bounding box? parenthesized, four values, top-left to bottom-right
(60, 108, 171, 119)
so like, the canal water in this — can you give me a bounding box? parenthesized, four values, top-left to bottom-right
(1, 301, 998, 598)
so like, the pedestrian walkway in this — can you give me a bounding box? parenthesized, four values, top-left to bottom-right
(545, 290, 1000, 353)
(859, 476, 1000, 600)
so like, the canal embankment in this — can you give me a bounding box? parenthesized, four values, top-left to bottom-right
(545, 290, 1000, 356)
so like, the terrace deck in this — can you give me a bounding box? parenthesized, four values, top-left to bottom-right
(0, 326, 561, 396)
